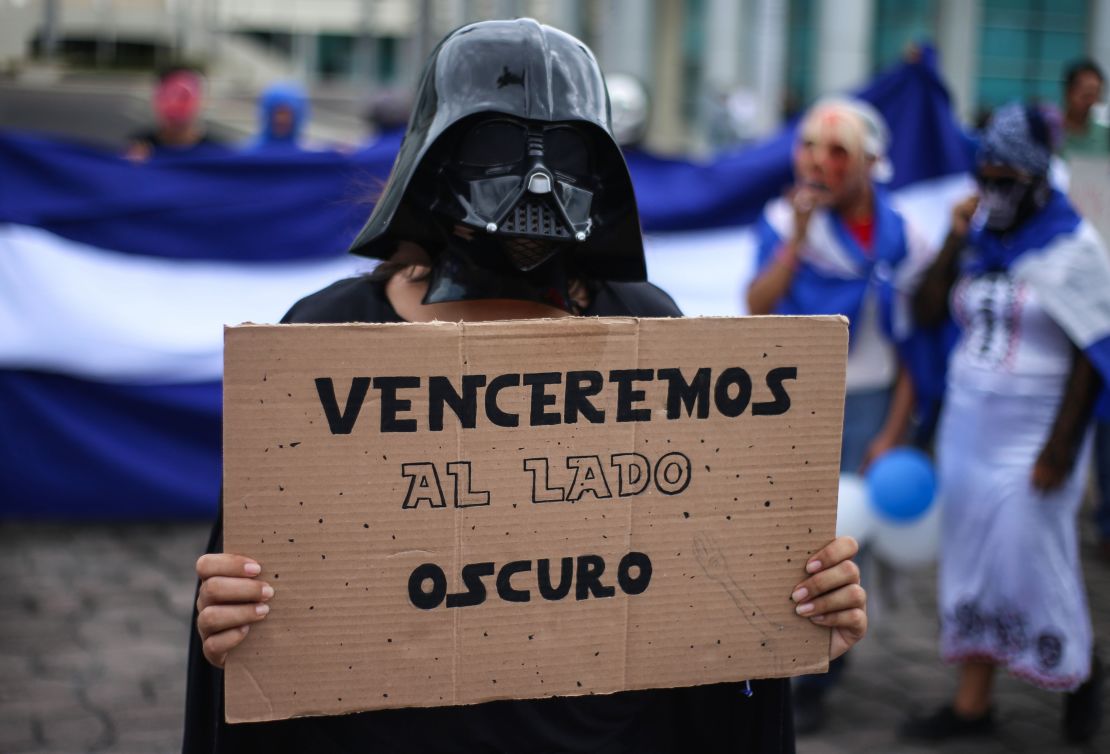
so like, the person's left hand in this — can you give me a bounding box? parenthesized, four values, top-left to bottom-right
(790, 536, 866, 660)
(1031, 442, 1075, 492)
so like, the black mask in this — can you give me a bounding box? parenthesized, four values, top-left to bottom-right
(436, 115, 598, 264)
(974, 173, 1051, 233)
(422, 231, 572, 311)
(345, 18, 647, 287)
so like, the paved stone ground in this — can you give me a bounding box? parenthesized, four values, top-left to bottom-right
(797, 511, 1110, 754)
(0, 522, 209, 754)
(1, 508, 1107, 754)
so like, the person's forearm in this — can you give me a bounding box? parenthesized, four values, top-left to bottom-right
(747, 238, 801, 315)
(1044, 348, 1102, 463)
(912, 230, 965, 326)
(877, 367, 915, 443)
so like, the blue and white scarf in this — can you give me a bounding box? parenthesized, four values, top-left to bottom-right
(755, 190, 912, 339)
(754, 190, 950, 409)
(963, 190, 1110, 415)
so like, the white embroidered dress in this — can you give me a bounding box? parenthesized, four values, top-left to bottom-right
(935, 225, 1106, 690)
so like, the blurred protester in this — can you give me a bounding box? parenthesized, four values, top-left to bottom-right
(905, 103, 1110, 744)
(1059, 60, 1110, 562)
(125, 66, 222, 161)
(748, 98, 931, 474)
(359, 86, 412, 148)
(704, 88, 743, 150)
(606, 72, 651, 151)
(747, 97, 933, 733)
(246, 82, 310, 153)
(1061, 59, 1109, 156)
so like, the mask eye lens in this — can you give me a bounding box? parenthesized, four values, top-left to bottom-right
(456, 120, 527, 167)
(544, 126, 591, 177)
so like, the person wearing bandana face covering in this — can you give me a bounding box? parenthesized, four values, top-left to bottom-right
(182, 20, 868, 754)
(904, 103, 1110, 744)
(747, 98, 933, 735)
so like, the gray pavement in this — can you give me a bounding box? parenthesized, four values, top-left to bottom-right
(0, 523, 208, 754)
(1, 507, 1107, 754)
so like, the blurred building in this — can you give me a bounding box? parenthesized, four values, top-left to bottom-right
(2, 0, 1109, 152)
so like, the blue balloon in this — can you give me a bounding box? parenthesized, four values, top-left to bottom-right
(866, 447, 936, 522)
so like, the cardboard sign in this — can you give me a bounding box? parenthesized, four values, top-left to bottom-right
(222, 315, 847, 723)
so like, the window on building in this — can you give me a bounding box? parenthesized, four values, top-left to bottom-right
(378, 37, 398, 83)
(977, 0, 1088, 111)
(319, 34, 354, 80)
(786, 0, 817, 115)
(683, 0, 708, 126)
(873, 0, 937, 72)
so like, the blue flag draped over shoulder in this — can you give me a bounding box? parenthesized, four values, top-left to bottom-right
(0, 55, 973, 519)
(753, 191, 911, 336)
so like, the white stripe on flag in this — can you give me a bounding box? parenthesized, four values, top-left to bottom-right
(0, 223, 373, 383)
(0, 174, 971, 384)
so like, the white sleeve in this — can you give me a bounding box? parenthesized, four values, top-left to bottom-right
(894, 218, 937, 294)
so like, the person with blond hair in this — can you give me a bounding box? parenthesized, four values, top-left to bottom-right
(747, 97, 933, 733)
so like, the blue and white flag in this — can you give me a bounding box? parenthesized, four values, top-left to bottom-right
(0, 56, 973, 518)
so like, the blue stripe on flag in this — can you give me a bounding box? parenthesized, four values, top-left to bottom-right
(0, 371, 220, 519)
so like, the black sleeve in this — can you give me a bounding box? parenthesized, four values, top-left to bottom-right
(185, 275, 397, 754)
(182, 513, 224, 754)
(588, 280, 684, 317)
(184, 505, 327, 754)
(666, 679, 796, 754)
(280, 276, 397, 324)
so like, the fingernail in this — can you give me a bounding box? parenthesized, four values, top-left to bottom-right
(810, 614, 826, 623)
(795, 602, 814, 615)
(261, 585, 275, 599)
(255, 603, 270, 616)
(244, 562, 261, 576)
(791, 587, 808, 603)
(240, 625, 250, 634)
(806, 560, 822, 574)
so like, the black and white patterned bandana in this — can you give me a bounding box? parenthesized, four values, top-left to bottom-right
(978, 103, 1051, 177)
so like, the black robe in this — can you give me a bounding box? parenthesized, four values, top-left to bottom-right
(183, 276, 796, 754)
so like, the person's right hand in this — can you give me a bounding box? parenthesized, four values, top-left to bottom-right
(950, 194, 979, 237)
(789, 184, 821, 241)
(195, 553, 274, 668)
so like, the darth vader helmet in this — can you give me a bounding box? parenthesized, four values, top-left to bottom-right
(347, 18, 646, 307)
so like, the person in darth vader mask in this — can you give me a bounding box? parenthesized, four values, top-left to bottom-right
(184, 19, 866, 754)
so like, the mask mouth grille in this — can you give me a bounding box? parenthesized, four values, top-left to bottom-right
(501, 197, 571, 239)
(503, 236, 558, 271)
